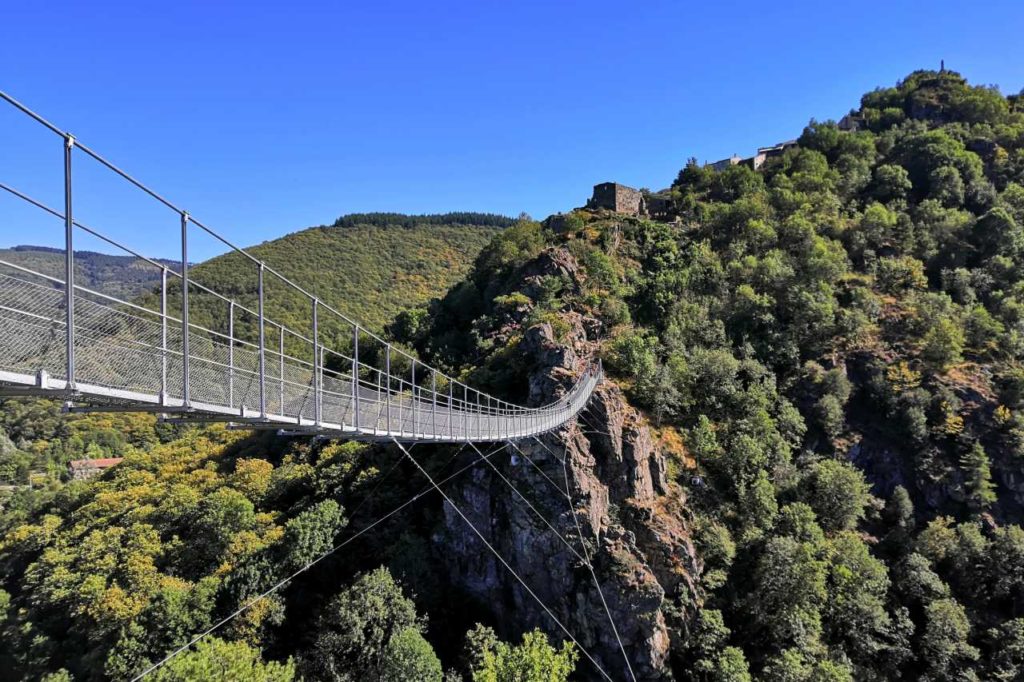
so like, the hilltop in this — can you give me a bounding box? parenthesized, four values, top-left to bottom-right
(185, 213, 507, 334)
(3, 70, 1024, 681)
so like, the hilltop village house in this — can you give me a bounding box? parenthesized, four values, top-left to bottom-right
(68, 457, 123, 481)
(709, 139, 799, 172)
(708, 117, 859, 172)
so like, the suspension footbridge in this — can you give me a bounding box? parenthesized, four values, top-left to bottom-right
(0, 92, 637, 682)
(0, 91, 601, 442)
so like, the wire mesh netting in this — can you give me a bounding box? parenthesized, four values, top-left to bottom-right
(0, 261, 601, 440)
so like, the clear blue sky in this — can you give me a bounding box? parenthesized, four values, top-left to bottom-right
(2, 0, 1023, 261)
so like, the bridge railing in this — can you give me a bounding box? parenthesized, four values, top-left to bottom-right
(0, 90, 600, 441)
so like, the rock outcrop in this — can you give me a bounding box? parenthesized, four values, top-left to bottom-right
(436, 249, 701, 680)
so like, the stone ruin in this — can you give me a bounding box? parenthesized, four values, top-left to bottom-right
(584, 182, 673, 220)
(587, 182, 645, 215)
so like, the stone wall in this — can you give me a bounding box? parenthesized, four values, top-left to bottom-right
(588, 182, 645, 216)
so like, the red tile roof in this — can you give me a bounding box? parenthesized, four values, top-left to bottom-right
(68, 457, 124, 469)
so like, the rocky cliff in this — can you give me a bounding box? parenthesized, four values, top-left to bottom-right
(435, 249, 701, 680)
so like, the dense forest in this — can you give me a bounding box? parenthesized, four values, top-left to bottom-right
(331, 212, 516, 229)
(397, 68, 1024, 680)
(3, 69, 1024, 680)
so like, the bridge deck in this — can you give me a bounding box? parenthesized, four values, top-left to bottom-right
(0, 269, 599, 442)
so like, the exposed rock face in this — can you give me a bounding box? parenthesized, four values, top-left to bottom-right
(436, 249, 701, 680)
(845, 352, 1024, 522)
(0, 427, 20, 457)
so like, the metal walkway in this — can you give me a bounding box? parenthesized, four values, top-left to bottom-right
(0, 91, 601, 442)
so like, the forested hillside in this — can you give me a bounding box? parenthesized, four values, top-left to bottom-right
(3, 70, 1024, 681)
(395, 69, 1024, 680)
(185, 213, 507, 335)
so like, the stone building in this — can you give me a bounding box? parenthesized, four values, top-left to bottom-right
(707, 139, 800, 172)
(708, 154, 742, 171)
(68, 457, 123, 481)
(582, 182, 675, 220)
(587, 182, 645, 216)
(750, 139, 798, 170)
(837, 113, 860, 131)
(645, 193, 672, 220)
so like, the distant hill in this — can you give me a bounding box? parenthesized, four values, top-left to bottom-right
(0, 245, 178, 300)
(186, 214, 507, 336)
(1, 214, 507, 337)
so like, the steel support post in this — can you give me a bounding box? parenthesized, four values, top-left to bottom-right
(181, 212, 190, 407)
(385, 345, 391, 435)
(313, 298, 321, 425)
(431, 370, 437, 439)
(375, 361, 382, 435)
(258, 262, 266, 418)
(160, 267, 168, 401)
(352, 325, 360, 431)
(412, 361, 417, 437)
(228, 300, 235, 409)
(279, 325, 285, 417)
(63, 133, 75, 389)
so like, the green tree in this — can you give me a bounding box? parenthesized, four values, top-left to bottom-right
(882, 486, 916, 550)
(710, 647, 752, 682)
(305, 567, 429, 682)
(380, 628, 443, 682)
(761, 648, 853, 682)
(777, 503, 826, 544)
(278, 499, 347, 572)
(185, 487, 257, 574)
(919, 599, 979, 680)
(150, 637, 295, 682)
(987, 618, 1024, 681)
(893, 552, 950, 608)
(921, 317, 965, 370)
(747, 536, 828, 651)
(468, 627, 578, 682)
(960, 442, 997, 511)
(987, 526, 1024, 607)
(873, 164, 913, 203)
(824, 532, 909, 675)
(800, 460, 872, 532)
(928, 166, 965, 206)
(974, 207, 1020, 260)
(739, 471, 779, 540)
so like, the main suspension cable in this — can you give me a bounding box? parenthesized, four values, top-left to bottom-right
(549, 434, 638, 682)
(393, 439, 616, 682)
(466, 441, 589, 566)
(484, 435, 638, 682)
